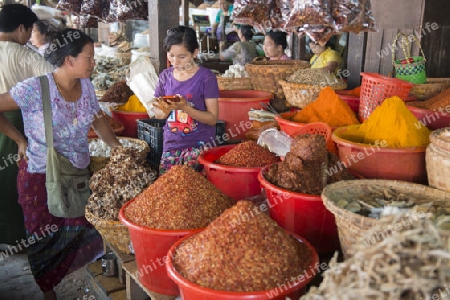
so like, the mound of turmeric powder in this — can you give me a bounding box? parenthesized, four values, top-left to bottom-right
(337, 96, 430, 147)
(291, 87, 360, 127)
(116, 94, 147, 113)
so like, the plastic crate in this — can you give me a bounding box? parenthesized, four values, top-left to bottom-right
(137, 119, 166, 166)
(215, 120, 226, 145)
(137, 119, 227, 165)
(359, 72, 413, 122)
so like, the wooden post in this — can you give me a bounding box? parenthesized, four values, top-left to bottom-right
(346, 32, 366, 89)
(148, 0, 180, 74)
(181, 0, 189, 27)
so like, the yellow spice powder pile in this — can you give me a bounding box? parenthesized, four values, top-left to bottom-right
(338, 96, 430, 147)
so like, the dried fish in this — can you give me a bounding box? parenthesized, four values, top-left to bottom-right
(346, 201, 362, 213)
(301, 214, 450, 300)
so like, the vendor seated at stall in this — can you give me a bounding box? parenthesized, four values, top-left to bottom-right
(211, 0, 234, 41)
(309, 40, 341, 74)
(219, 25, 257, 65)
(263, 30, 290, 60)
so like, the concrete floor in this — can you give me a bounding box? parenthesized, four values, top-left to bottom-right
(0, 244, 98, 300)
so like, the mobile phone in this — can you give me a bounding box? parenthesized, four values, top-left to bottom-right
(162, 95, 180, 103)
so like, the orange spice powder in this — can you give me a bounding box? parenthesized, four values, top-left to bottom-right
(291, 87, 360, 127)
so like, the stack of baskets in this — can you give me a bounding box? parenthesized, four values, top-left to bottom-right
(410, 78, 450, 100)
(245, 60, 310, 99)
(89, 137, 149, 173)
(216, 76, 253, 90)
(321, 179, 450, 259)
(85, 209, 132, 254)
(279, 79, 348, 108)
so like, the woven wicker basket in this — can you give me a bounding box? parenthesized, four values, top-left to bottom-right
(279, 80, 348, 108)
(245, 60, 310, 99)
(322, 179, 450, 259)
(89, 137, 150, 173)
(426, 128, 450, 192)
(410, 78, 450, 100)
(85, 209, 131, 254)
(216, 76, 253, 90)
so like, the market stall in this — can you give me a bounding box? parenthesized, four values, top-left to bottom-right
(10, 0, 450, 299)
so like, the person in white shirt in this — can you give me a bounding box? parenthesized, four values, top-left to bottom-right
(0, 4, 54, 259)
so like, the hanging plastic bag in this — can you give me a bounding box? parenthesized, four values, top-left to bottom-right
(80, 0, 103, 18)
(299, 25, 335, 45)
(270, 0, 290, 29)
(332, 0, 376, 33)
(56, 0, 83, 14)
(126, 56, 160, 117)
(284, 0, 335, 32)
(107, 0, 148, 22)
(232, 0, 273, 32)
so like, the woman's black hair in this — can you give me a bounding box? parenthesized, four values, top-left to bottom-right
(164, 26, 199, 53)
(44, 28, 93, 67)
(34, 20, 58, 44)
(0, 4, 38, 32)
(239, 25, 254, 41)
(266, 31, 288, 50)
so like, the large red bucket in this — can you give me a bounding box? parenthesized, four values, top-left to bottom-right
(258, 164, 340, 254)
(218, 90, 273, 141)
(111, 110, 149, 138)
(119, 199, 203, 295)
(198, 144, 273, 201)
(166, 230, 319, 300)
(332, 127, 427, 184)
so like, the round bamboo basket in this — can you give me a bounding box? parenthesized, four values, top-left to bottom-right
(216, 76, 253, 90)
(89, 137, 150, 173)
(321, 179, 450, 259)
(85, 209, 131, 254)
(426, 128, 450, 192)
(279, 79, 348, 108)
(245, 60, 310, 99)
(410, 78, 450, 100)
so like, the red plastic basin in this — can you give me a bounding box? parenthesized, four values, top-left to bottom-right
(166, 230, 319, 300)
(119, 200, 203, 296)
(111, 110, 149, 138)
(198, 144, 275, 201)
(275, 112, 338, 155)
(332, 127, 427, 183)
(336, 92, 360, 114)
(218, 90, 273, 141)
(257, 164, 340, 254)
(407, 105, 450, 130)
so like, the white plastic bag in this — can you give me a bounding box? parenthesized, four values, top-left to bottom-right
(32, 4, 64, 20)
(257, 128, 292, 157)
(126, 56, 159, 117)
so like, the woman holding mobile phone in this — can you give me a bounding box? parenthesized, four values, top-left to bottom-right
(152, 26, 219, 175)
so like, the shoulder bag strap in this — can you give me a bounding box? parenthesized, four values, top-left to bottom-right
(39, 75, 53, 148)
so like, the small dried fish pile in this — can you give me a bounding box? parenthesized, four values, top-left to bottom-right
(301, 213, 450, 300)
(86, 147, 157, 220)
(331, 184, 450, 230)
(91, 56, 128, 91)
(287, 68, 341, 85)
